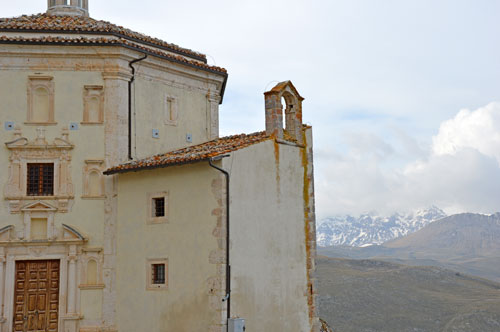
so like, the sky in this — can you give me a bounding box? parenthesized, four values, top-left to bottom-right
(4, 0, 500, 219)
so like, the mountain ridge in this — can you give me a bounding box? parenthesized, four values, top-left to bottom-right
(317, 206, 447, 247)
(318, 212, 500, 282)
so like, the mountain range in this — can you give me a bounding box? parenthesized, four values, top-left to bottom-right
(317, 206, 447, 247)
(319, 212, 500, 282)
(316, 212, 500, 331)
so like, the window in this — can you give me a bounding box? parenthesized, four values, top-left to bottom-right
(27, 163, 54, 196)
(147, 192, 168, 224)
(147, 259, 168, 290)
(153, 197, 165, 217)
(152, 264, 165, 284)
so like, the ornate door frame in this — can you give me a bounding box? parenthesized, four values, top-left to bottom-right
(0, 240, 85, 332)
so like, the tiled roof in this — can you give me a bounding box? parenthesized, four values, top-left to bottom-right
(104, 131, 272, 175)
(0, 35, 227, 74)
(0, 13, 206, 61)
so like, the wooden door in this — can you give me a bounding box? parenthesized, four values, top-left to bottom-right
(13, 260, 60, 332)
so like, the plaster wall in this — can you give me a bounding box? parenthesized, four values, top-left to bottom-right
(115, 164, 221, 332)
(133, 73, 216, 158)
(224, 139, 312, 331)
(0, 67, 106, 245)
(0, 43, 225, 331)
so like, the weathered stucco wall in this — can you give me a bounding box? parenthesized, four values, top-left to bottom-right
(225, 138, 313, 332)
(0, 68, 106, 246)
(115, 163, 222, 332)
(133, 73, 217, 158)
(0, 43, 225, 331)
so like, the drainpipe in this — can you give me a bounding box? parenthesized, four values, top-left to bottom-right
(128, 54, 147, 160)
(208, 155, 231, 331)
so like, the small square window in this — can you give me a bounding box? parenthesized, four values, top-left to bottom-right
(147, 259, 168, 290)
(27, 163, 54, 196)
(147, 192, 168, 224)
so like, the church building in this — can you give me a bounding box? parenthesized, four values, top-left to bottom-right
(0, 1, 319, 331)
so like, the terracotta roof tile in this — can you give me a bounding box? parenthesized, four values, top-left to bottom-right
(104, 131, 272, 175)
(0, 13, 206, 61)
(0, 35, 227, 74)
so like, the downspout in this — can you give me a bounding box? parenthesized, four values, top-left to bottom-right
(128, 54, 147, 160)
(208, 155, 231, 331)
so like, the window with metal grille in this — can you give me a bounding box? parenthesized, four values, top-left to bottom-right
(153, 197, 165, 217)
(27, 163, 54, 196)
(152, 264, 166, 284)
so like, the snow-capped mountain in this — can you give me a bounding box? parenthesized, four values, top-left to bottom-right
(317, 206, 447, 247)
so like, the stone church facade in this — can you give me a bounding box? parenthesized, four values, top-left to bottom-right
(0, 1, 319, 331)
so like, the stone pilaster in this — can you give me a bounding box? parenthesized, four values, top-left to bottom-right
(207, 93, 221, 140)
(101, 69, 131, 331)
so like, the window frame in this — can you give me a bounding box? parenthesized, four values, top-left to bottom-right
(147, 191, 169, 224)
(146, 259, 168, 290)
(27, 163, 55, 197)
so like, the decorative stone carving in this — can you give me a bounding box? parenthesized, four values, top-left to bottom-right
(82, 86, 104, 124)
(4, 127, 74, 213)
(21, 201, 58, 241)
(80, 247, 104, 289)
(82, 160, 105, 199)
(26, 76, 56, 125)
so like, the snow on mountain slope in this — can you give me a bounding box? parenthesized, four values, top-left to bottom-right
(317, 206, 447, 247)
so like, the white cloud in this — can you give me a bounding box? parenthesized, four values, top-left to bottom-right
(316, 102, 500, 219)
(432, 102, 500, 164)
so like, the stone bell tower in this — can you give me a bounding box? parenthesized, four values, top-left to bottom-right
(47, 0, 89, 16)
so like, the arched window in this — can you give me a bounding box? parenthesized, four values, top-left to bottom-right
(86, 259, 98, 285)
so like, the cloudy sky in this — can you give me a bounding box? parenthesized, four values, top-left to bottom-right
(5, 1, 500, 219)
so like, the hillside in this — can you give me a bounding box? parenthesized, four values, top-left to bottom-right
(385, 212, 500, 255)
(316, 257, 500, 332)
(319, 212, 500, 282)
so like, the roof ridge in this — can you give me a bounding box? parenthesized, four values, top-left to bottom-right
(0, 35, 226, 74)
(0, 12, 206, 61)
(104, 131, 272, 175)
